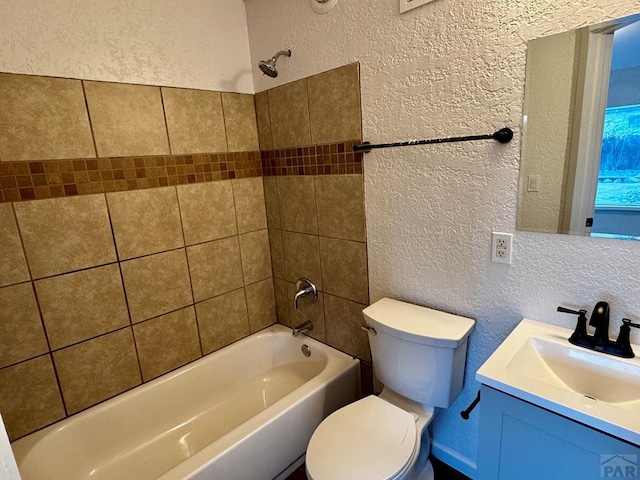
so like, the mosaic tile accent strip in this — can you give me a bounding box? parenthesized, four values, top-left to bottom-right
(261, 140, 364, 176)
(0, 141, 362, 203)
(0, 152, 261, 203)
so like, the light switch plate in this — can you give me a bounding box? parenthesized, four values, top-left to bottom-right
(527, 175, 540, 192)
(399, 0, 437, 14)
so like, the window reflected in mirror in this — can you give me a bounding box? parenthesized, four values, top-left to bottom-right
(517, 13, 640, 241)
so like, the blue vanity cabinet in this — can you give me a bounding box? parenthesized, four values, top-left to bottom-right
(477, 386, 640, 480)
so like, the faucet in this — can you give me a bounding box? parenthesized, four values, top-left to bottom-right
(589, 301, 610, 347)
(292, 320, 313, 337)
(293, 278, 318, 309)
(558, 302, 640, 358)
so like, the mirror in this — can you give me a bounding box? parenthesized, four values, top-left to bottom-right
(517, 13, 640, 240)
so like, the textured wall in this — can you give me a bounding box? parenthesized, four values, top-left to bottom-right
(246, 0, 640, 474)
(0, 0, 254, 93)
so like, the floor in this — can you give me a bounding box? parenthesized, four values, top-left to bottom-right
(285, 457, 471, 479)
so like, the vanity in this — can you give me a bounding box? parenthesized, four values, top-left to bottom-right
(476, 319, 640, 480)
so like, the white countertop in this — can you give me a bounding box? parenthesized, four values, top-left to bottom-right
(476, 318, 640, 446)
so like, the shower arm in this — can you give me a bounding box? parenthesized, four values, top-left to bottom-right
(271, 50, 292, 62)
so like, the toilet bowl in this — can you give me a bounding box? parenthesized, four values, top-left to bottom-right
(305, 298, 475, 480)
(306, 391, 435, 480)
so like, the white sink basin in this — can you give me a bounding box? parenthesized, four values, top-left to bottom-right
(477, 319, 640, 445)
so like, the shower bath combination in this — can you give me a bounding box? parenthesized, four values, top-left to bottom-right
(258, 49, 291, 77)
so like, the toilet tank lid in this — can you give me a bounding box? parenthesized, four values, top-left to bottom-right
(363, 298, 475, 347)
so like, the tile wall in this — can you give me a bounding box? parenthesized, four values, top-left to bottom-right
(253, 63, 373, 391)
(0, 179, 275, 441)
(0, 61, 370, 441)
(265, 175, 370, 363)
(0, 73, 260, 202)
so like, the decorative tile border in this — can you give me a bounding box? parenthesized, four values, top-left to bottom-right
(0, 152, 261, 202)
(0, 141, 364, 203)
(261, 140, 364, 176)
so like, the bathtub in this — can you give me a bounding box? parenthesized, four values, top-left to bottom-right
(12, 325, 360, 480)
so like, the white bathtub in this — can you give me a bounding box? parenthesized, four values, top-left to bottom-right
(12, 325, 360, 480)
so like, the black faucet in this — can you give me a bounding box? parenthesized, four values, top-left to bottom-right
(557, 302, 640, 358)
(589, 301, 611, 348)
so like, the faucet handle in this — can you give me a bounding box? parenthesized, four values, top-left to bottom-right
(615, 319, 640, 359)
(293, 278, 318, 309)
(558, 306, 590, 347)
(557, 306, 587, 316)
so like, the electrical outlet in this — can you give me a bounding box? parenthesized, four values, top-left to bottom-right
(492, 232, 513, 264)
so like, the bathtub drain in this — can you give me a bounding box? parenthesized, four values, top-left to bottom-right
(301, 344, 311, 357)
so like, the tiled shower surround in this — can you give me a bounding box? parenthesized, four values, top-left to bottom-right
(0, 62, 370, 442)
(0, 179, 275, 441)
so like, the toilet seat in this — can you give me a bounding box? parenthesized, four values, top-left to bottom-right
(306, 395, 418, 480)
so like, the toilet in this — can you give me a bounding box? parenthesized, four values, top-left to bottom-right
(305, 298, 475, 480)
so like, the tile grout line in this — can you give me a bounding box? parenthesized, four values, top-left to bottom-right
(103, 192, 145, 382)
(266, 90, 275, 150)
(81, 80, 101, 162)
(219, 92, 231, 154)
(159, 88, 173, 155)
(175, 186, 204, 357)
(230, 180, 253, 333)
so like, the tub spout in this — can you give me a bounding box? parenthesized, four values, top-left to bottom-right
(292, 320, 313, 337)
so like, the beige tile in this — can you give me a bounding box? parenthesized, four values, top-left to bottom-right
(254, 91, 273, 150)
(319, 237, 369, 304)
(277, 176, 317, 234)
(324, 294, 370, 361)
(0, 204, 29, 287)
(14, 195, 117, 279)
(162, 87, 227, 154)
(232, 177, 267, 234)
(195, 288, 250, 354)
(133, 307, 200, 381)
(245, 279, 277, 333)
(282, 231, 322, 289)
(222, 93, 259, 152)
(268, 228, 285, 279)
(263, 177, 281, 229)
(84, 81, 169, 157)
(35, 264, 129, 349)
(0, 355, 65, 441)
(187, 237, 244, 302)
(239, 230, 272, 285)
(0, 73, 95, 162)
(268, 79, 311, 149)
(53, 328, 141, 414)
(274, 278, 291, 327)
(107, 187, 184, 260)
(177, 181, 237, 245)
(288, 281, 326, 343)
(0, 283, 48, 369)
(315, 174, 366, 242)
(307, 63, 362, 144)
(121, 249, 193, 323)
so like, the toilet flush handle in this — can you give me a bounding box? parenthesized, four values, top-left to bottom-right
(361, 325, 377, 336)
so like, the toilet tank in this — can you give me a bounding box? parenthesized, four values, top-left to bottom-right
(363, 298, 475, 408)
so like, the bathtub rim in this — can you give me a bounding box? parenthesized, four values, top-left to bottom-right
(12, 324, 360, 479)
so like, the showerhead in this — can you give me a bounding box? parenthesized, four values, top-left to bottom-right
(258, 50, 291, 78)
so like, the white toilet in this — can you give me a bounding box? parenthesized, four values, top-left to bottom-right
(305, 297, 475, 480)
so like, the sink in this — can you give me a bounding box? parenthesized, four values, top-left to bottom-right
(477, 319, 640, 445)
